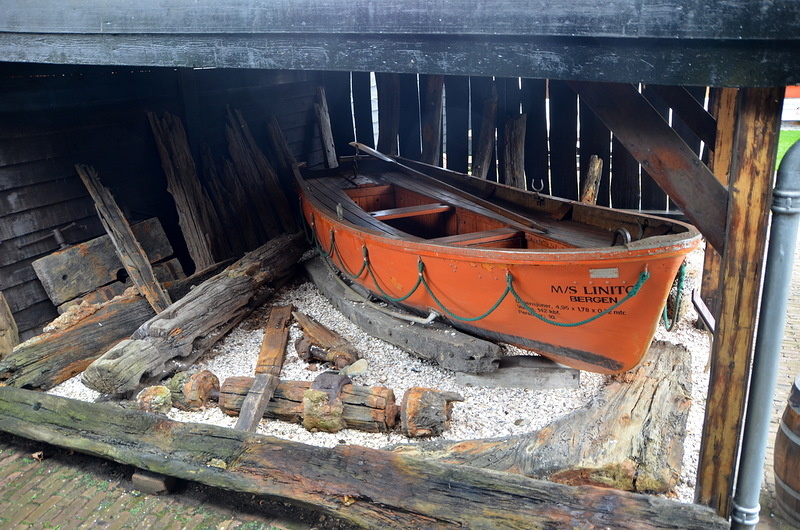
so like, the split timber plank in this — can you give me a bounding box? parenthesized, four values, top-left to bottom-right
(81, 232, 305, 395)
(419, 75, 444, 166)
(569, 81, 728, 253)
(0, 386, 727, 529)
(472, 82, 498, 180)
(233, 373, 279, 432)
(696, 86, 784, 517)
(375, 73, 400, 156)
(303, 257, 502, 373)
(503, 113, 527, 190)
(255, 305, 294, 377)
(32, 217, 174, 306)
(75, 164, 172, 313)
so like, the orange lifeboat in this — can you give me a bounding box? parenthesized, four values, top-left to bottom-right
(294, 147, 702, 374)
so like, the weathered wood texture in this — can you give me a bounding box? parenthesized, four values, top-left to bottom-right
(419, 75, 444, 166)
(472, 82, 497, 180)
(375, 73, 400, 156)
(503, 113, 527, 190)
(0, 386, 728, 529)
(234, 373, 280, 432)
(303, 257, 503, 373)
(580, 155, 603, 205)
(219, 376, 398, 433)
(0, 292, 19, 358)
(255, 305, 293, 376)
(81, 232, 305, 395)
(455, 355, 580, 390)
(31, 217, 173, 306)
(75, 164, 172, 313)
(569, 81, 728, 252)
(0, 262, 229, 391)
(401, 387, 463, 438)
(2, 1, 799, 86)
(148, 111, 226, 268)
(696, 86, 784, 517)
(314, 86, 338, 168)
(293, 311, 359, 370)
(391, 341, 691, 494)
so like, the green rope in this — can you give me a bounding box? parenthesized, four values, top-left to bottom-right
(661, 261, 687, 331)
(308, 220, 650, 327)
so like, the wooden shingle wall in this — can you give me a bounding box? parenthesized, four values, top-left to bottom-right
(0, 63, 322, 341)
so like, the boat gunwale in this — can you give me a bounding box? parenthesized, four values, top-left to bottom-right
(296, 164, 703, 264)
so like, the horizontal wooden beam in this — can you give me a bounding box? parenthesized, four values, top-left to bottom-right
(570, 81, 728, 252)
(0, 386, 728, 529)
(0, 33, 798, 88)
(2, 1, 798, 40)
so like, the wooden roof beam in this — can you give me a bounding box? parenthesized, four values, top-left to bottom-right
(570, 81, 728, 253)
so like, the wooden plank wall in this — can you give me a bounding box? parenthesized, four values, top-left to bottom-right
(323, 74, 711, 212)
(0, 63, 323, 341)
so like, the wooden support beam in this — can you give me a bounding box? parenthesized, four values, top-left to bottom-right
(80, 232, 305, 395)
(701, 88, 739, 318)
(569, 81, 728, 253)
(0, 386, 727, 529)
(472, 82, 497, 180)
(648, 85, 717, 149)
(75, 164, 172, 313)
(695, 86, 784, 517)
(315, 86, 338, 169)
(375, 73, 400, 156)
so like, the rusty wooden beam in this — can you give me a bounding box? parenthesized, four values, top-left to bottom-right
(569, 81, 728, 253)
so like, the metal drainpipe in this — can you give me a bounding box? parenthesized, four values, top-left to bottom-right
(731, 139, 800, 529)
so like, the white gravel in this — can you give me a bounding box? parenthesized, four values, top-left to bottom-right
(49, 249, 711, 503)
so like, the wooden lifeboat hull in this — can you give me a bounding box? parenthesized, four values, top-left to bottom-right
(295, 157, 702, 374)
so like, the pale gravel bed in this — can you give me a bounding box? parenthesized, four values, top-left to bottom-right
(49, 249, 710, 504)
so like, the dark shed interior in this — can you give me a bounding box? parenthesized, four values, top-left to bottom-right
(2, 1, 800, 526)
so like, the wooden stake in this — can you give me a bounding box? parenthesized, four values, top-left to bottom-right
(472, 82, 497, 180)
(316, 86, 339, 168)
(420, 75, 444, 166)
(75, 164, 172, 313)
(580, 155, 603, 204)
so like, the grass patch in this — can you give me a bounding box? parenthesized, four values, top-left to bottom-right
(777, 129, 800, 167)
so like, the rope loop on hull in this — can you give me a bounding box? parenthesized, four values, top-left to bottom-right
(310, 222, 650, 327)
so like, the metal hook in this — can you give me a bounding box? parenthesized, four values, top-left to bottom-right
(531, 179, 545, 193)
(611, 227, 632, 246)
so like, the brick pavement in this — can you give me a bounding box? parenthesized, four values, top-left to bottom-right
(0, 433, 343, 530)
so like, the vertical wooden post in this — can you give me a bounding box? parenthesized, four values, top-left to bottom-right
(700, 88, 739, 318)
(472, 82, 497, 180)
(420, 75, 444, 166)
(696, 86, 784, 517)
(503, 113, 527, 190)
(376, 73, 400, 156)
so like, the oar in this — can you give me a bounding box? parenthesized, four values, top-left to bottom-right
(349, 142, 550, 234)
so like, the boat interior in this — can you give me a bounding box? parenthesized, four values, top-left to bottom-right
(300, 159, 690, 251)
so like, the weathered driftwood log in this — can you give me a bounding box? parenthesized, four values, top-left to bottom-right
(303, 257, 502, 373)
(0, 261, 219, 392)
(0, 262, 231, 391)
(302, 371, 353, 433)
(390, 341, 691, 493)
(401, 387, 464, 438)
(0, 387, 727, 529)
(81, 233, 305, 395)
(581, 155, 604, 205)
(168, 370, 220, 411)
(293, 310, 359, 369)
(220, 376, 398, 433)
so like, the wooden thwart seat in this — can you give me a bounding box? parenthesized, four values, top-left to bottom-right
(430, 227, 523, 247)
(370, 203, 452, 220)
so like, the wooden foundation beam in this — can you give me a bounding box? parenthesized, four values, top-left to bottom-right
(0, 386, 727, 529)
(696, 86, 784, 517)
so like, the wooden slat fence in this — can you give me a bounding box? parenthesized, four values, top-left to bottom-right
(323, 73, 713, 212)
